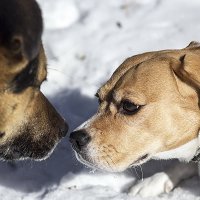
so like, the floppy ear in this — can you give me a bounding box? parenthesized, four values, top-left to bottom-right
(172, 52, 200, 90)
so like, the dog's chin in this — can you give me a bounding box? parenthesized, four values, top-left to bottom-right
(0, 134, 59, 161)
(0, 144, 56, 161)
(74, 150, 152, 172)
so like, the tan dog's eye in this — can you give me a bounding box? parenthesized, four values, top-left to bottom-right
(120, 100, 141, 115)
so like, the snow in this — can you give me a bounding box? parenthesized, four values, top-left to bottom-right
(0, 0, 200, 199)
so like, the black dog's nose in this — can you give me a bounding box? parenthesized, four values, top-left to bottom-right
(69, 130, 91, 152)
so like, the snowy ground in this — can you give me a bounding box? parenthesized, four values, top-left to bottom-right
(0, 0, 200, 199)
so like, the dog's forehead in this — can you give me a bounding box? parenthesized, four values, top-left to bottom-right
(98, 54, 179, 100)
(97, 52, 156, 98)
(122, 56, 175, 81)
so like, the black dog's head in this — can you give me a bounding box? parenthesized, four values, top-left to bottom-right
(0, 0, 68, 161)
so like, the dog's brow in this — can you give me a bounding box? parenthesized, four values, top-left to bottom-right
(134, 62, 144, 70)
(112, 91, 121, 103)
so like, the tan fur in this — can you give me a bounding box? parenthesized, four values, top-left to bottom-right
(75, 42, 200, 172)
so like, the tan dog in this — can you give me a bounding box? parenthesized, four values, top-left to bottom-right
(0, 0, 68, 160)
(70, 42, 200, 197)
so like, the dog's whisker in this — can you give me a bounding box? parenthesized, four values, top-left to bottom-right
(108, 154, 116, 168)
(104, 157, 113, 171)
(139, 164, 144, 181)
(47, 68, 71, 79)
(133, 166, 141, 180)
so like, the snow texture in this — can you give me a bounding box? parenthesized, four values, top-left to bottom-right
(0, 0, 200, 199)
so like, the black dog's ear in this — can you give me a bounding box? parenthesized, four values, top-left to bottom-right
(0, 0, 43, 61)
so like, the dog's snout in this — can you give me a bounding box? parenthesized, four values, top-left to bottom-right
(69, 130, 91, 151)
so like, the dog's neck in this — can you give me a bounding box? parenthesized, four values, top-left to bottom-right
(154, 134, 200, 162)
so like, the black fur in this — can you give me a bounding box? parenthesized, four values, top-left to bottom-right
(11, 55, 39, 93)
(0, 0, 43, 60)
(0, 130, 55, 160)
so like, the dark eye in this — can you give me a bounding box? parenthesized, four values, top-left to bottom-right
(120, 100, 141, 115)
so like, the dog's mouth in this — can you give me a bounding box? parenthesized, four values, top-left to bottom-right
(72, 147, 106, 170)
(73, 145, 151, 172)
(74, 151, 98, 170)
(129, 154, 150, 167)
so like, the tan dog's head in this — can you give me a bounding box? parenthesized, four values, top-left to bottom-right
(70, 42, 200, 172)
(0, 0, 68, 160)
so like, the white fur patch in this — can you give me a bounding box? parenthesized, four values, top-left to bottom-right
(153, 138, 199, 162)
(129, 172, 173, 197)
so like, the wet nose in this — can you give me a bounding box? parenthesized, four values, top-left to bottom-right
(69, 130, 91, 152)
(60, 121, 68, 137)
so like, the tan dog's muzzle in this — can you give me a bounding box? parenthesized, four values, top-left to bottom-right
(70, 42, 200, 172)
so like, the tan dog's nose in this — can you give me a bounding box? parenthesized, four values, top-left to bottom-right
(69, 130, 91, 152)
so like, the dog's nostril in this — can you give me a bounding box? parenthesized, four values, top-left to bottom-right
(69, 130, 91, 151)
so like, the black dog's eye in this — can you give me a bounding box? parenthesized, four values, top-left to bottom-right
(120, 100, 141, 115)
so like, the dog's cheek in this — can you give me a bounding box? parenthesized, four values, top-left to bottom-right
(85, 120, 141, 171)
(150, 103, 200, 154)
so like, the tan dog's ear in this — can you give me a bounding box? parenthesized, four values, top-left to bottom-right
(172, 52, 200, 90)
(185, 41, 200, 49)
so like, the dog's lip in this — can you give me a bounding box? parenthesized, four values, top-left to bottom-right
(75, 152, 97, 169)
(130, 153, 150, 167)
(73, 149, 101, 171)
